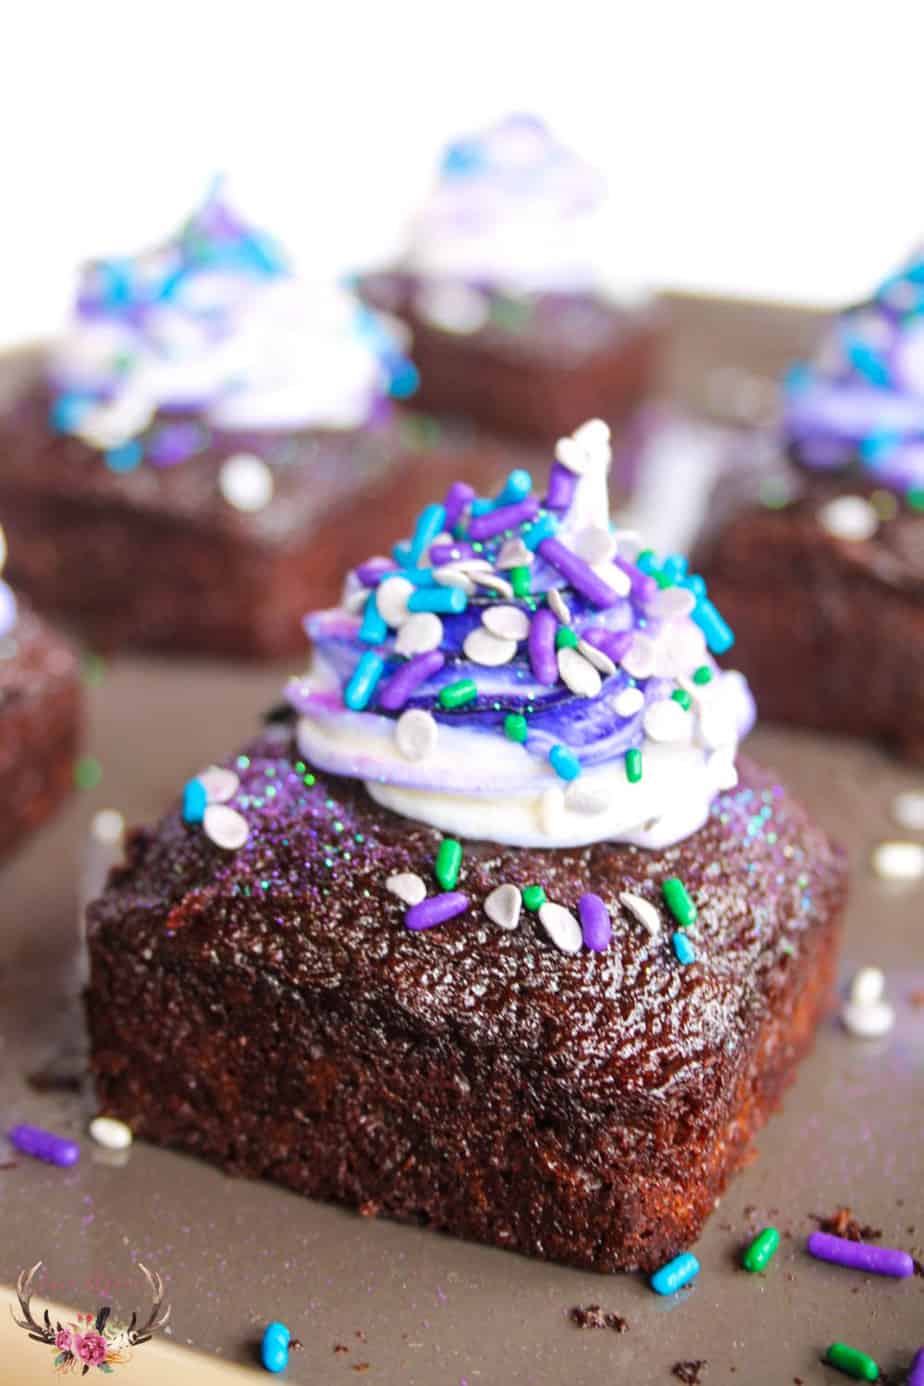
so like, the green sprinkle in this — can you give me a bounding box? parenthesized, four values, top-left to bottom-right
(435, 837, 463, 890)
(555, 625, 579, 650)
(636, 548, 656, 570)
(295, 761, 307, 774)
(654, 569, 673, 589)
(692, 665, 713, 685)
(672, 688, 692, 710)
(81, 653, 107, 687)
(304, 772, 316, 786)
(625, 747, 642, 784)
(742, 1226, 780, 1273)
(504, 712, 528, 743)
(522, 884, 546, 912)
(907, 486, 924, 512)
(824, 1343, 879, 1381)
(663, 876, 697, 927)
(439, 678, 478, 709)
(237, 755, 251, 770)
(510, 565, 531, 598)
(73, 755, 102, 791)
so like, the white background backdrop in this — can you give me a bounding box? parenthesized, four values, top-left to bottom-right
(2, 1, 921, 346)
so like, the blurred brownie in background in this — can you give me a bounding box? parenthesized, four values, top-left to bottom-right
(359, 115, 661, 447)
(0, 186, 516, 658)
(0, 531, 80, 860)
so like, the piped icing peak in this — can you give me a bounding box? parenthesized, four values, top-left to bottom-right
(404, 114, 607, 295)
(48, 182, 416, 462)
(784, 248, 924, 493)
(289, 421, 753, 849)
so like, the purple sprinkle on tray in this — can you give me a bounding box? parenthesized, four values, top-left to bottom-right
(578, 893, 612, 951)
(806, 1230, 915, 1278)
(545, 461, 578, 511)
(538, 537, 623, 609)
(468, 496, 540, 542)
(405, 892, 469, 931)
(378, 651, 445, 711)
(528, 607, 559, 685)
(9, 1123, 80, 1168)
(443, 481, 475, 531)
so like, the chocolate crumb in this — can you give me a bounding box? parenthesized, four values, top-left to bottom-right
(352, 1364, 370, 1374)
(672, 1363, 707, 1384)
(569, 1304, 628, 1332)
(289, 1339, 303, 1353)
(794, 1378, 804, 1385)
(812, 1207, 881, 1241)
(913, 1257, 924, 1278)
(909, 988, 924, 1008)
(334, 1344, 349, 1354)
(26, 1066, 83, 1094)
(358, 1201, 379, 1218)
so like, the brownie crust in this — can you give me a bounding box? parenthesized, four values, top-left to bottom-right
(86, 730, 845, 1272)
(359, 273, 662, 446)
(0, 603, 80, 861)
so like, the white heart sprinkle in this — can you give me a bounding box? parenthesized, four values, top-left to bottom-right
(871, 840, 924, 881)
(647, 586, 696, 620)
(464, 627, 517, 666)
(484, 883, 522, 930)
(203, 804, 250, 851)
(482, 604, 530, 641)
(395, 708, 439, 761)
(197, 765, 240, 804)
(433, 566, 476, 594)
(850, 966, 885, 1007)
(644, 698, 692, 743)
(577, 639, 615, 677)
(547, 589, 572, 624)
(619, 891, 661, 936)
(539, 786, 565, 835)
(386, 872, 427, 906)
(571, 526, 616, 567)
(614, 687, 645, 717)
(566, 782, 609, 816)
(219, 453, 274, 512)
(892, 790, 924, 832)
(841, 1000, 895, 1038)
(653, 624, 707, 679)
(573, 418, 611, 450)
(554, 435, 591, 475)
(91, 808, 125, 845)
(89, 1116, 133, 1151)
(621, 633, 656, 679)
(395, 612, 443, 656)
(819, 494, 879, 543)
(496, 537, 534, 570)
(538, 901, 583, 953)
(376, 576, 415, 627)
(414, 281, 489, 335)
(472, 572, 514, 600)
(558, 646, 602, 698)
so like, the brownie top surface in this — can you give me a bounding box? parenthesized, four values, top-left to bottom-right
(88, 726, 845, 1108)
(0, 600, 78, 711)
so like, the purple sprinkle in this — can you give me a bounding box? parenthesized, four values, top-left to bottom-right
(613, 555, 658, 604)
(538, 538, 623, 609)
(468, 496, 540, 542)
(528, 607, 559, 685)
(578, 893, 612, 951)
(443, 481, 475, 531)
(405, 892, 469, 931)
(378, 651, 445, 711)
(545, 462, 578, 511)
(9, 1123, 80, 1168)
(430, 540, 474, 566)
(908, 1348, 924, 1386)
(582, 627, 633, 664)
(355, 558, 396, 586)
(146, 422, 205, 466)
(806, 1231, 914, 1279)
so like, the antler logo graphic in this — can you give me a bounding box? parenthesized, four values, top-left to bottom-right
(11, 1262, 170, 1374)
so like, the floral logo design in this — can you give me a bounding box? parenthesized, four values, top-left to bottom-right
(11, 1262, 170, 1375)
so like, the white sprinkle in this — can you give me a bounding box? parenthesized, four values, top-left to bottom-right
(484, 883, 522, 931)
(566, 782, 609, 816)
(219, 453, 275, 512)
(841, 999, 895, 1038)
(644, 698, 692, 743)
(197, 765, 240, 804)
(647, 586, 696, 620)
(91, 808, 125, 845)
(376, 575, 415, 627)
(433, 559, 492, 595)
(613, 529, 642, 561)
(386, 872, 426, 906)
(396, 612, 443, 656)
(653, 623, 707, 679)
(621, 633, 656, 679)
(203, 804, 250, 851)
(471, 571, 514, 600)
(482, 604, 530, 642)
(89, 1116, 133, 1151)
(547, 589, 571, 624)
(577, 639, 615, 677)
(395, 708, 438, 761)
(850, 966, 885, 1007)
(573, 418, 611, 450)
(557, 646, 602, 698)
(538, 785, 565, 835)
(892, 790, 924, 832)
(496, 537, 534, 570)
(614, 687, 645, 717)
(414, 281, 489, 335)
(619, 891, 661, 937)
(554, 435, 591, 475)
(819, 494, 879, 543)
(871, 840, 924, 881)
(538, 901, 583, 953)
(571, 526, 616, 567)
(463, 627, 518, 666)
(342, 586, 369, 615)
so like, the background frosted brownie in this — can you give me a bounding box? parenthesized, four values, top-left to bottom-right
(359, 116, 661, 446)
(86, 421, 846, 1271)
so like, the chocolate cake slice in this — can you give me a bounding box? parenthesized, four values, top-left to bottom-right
(86, 419, 846, 1271)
